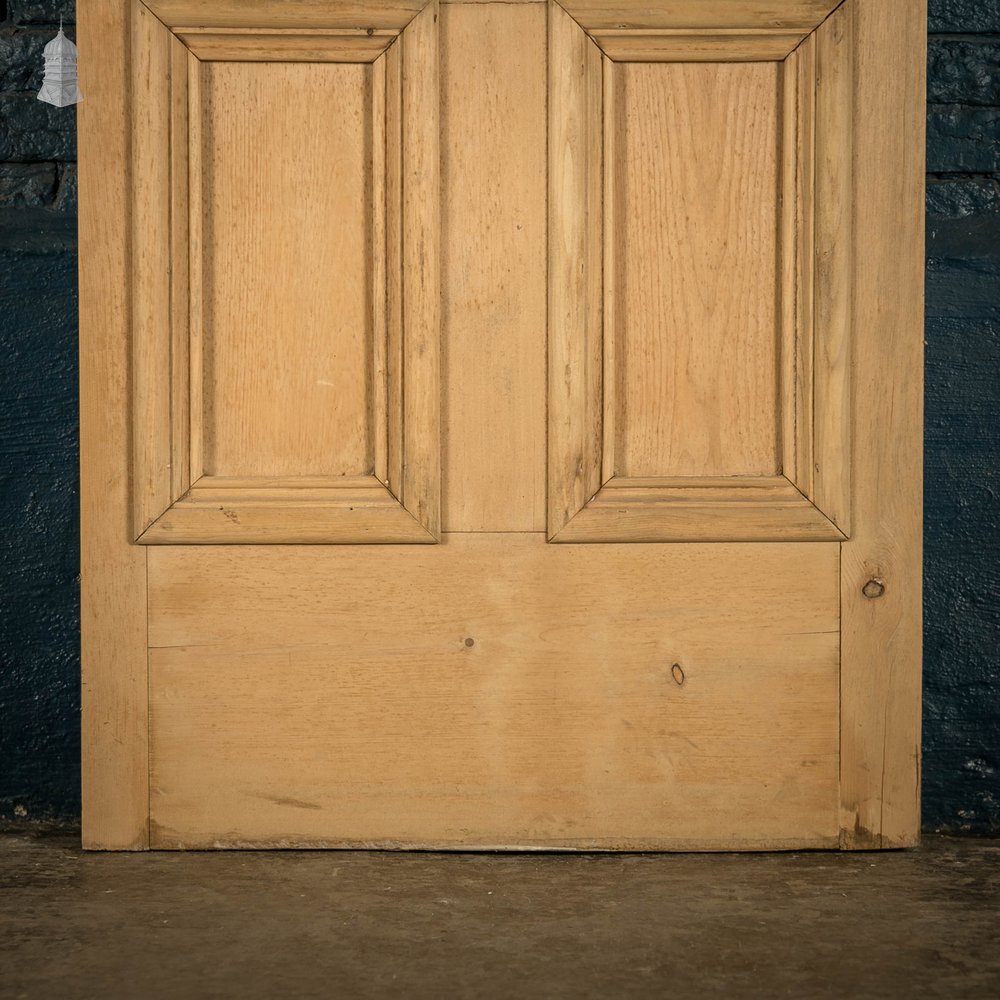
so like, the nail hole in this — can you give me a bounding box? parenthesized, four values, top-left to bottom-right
(862, 578, 886, 600)
(464, 637, 475, 648)
(671, 663, 685, 686)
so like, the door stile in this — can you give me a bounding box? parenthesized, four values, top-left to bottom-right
(80, 0, 151, 850)
(839, 0, 924, 849)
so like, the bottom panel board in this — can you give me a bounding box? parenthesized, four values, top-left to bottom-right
(148, 535, 840, 849)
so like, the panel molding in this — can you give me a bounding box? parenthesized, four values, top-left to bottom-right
(176, 29, 398, 62)
(556, 0, 844, 32)
(556, 476, 844, 544)
(547, 0, 853, 543)
(130, 0, 440, 544)
(143, 0, 425, 31)
(137, 476, 436, 544)
(591, 29, 807, 62)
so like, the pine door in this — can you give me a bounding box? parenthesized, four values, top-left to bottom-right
(79, 0, 925, 849)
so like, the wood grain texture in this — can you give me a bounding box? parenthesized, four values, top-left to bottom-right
(79, 0, 149, 849)
(548, 3, 603, 536)
(615, 61, 780, 478)
(200, 61, 372, 480)
(398, 0, 441, 536)
(137, 484, 436, 544)
(780, 36, 815, 494)
(143, 0, 424, 30)
(148, 535, 840, 849)
(132, 9, 440, 547)
(441, 2, 547, 532)
(177, 30, 395, 61)
(131, 0, 172, 536)
(811, 2, 853, 534)
(384, 39, 404, 496)
(553, 479, 845, 543)
(169, 35, 191, 502)
(840, 0, 924, 849)
(592, 28, 804, 61)
(602, 57, 619, 482)
(187, 51, 204, 483)
(558, 0, 842, 31)
(371, 53, 388, 484)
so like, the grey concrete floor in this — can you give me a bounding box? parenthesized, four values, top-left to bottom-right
(0, 831, 998, 1000)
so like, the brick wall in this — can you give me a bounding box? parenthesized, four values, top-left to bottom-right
(0, 0, 80, 823)
(924, 0, 1000, 832)
(0, 0, 998, 831)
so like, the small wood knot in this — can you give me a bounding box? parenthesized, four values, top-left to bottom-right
(863, 578, 886, 600)
(670, 663, 685, 686)
(464, 637, 475, 648)
(366, 26, 375, 35)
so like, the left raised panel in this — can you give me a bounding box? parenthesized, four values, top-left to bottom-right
(130, 0, 440, 544)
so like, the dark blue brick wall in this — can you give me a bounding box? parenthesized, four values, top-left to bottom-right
(0, 0, 80, 823)
(1, 0, 998, 832)
(924, 1, 1000, 834)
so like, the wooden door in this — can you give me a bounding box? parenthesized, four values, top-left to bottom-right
(79, 0, 925, 850)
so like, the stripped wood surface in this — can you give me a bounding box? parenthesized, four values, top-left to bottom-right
(148, 536, 840, 849)
(81, 0, 923, 851)
(547, 1, 603, 535)
(839, 0, 924, 849)
(558, 0, 843, 31)
(177, 30, 394, 61)
(201, 60, 372, 480)
(398, 0, 441, 536)
(591, 29, 805, 61)
(811, 1, 854, 535)
(143, 0, 424, 30)
(441, 1, 547, 532)
(779, 35, 816, 494)
(130, 1, 172, 536)
(615, 60, 781, 479)
(79, 0, 150, 850)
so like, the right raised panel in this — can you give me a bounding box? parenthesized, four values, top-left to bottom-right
(548, 0, 853, 543)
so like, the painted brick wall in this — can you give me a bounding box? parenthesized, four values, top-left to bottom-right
(0, 0, 80, 823)
(1, 0, 998, 832)
(924, 0, 1000, 833)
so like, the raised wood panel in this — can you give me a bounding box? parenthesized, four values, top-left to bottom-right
(201, 60, 372, 479)
(148, 536, 840, 849)
(559, 0, 843, 32)
(548, 0, 855, 543)
(441, 1, 547, 532)
(129, 3, 440, 544)
(614, 60, 780, 478)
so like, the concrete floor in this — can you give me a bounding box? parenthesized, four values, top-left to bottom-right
(1, 831, 998, 1000)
